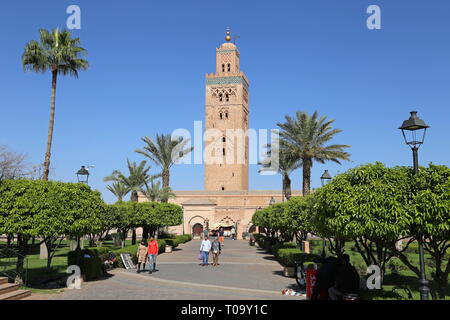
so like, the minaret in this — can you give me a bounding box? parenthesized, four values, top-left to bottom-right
(204, 29, 249, 191)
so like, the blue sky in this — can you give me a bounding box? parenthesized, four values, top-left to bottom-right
(1, 0, 449, 204)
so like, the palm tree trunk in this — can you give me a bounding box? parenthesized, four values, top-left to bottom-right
(130, 190, 138, 245)
(161, 169, 170, 203)
(162, 169, 170, 189)
(43, 70, 57, 181)
(302, 158, 312, 196)
(282, 173, 292, 201)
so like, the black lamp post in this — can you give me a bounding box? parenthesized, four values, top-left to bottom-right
(76, 166, 90, 184)
(399, 111, 430, 300)
(320, 170, 332, 258)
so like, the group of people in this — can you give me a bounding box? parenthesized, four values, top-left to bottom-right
(136, 237, 159, 274)
(311, 253, 360, 300)
(199, 236, 222, 266)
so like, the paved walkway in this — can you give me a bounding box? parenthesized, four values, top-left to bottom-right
(29, 239, 304, 300)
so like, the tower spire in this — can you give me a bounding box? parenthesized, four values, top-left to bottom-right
(225, 28, 231, 42)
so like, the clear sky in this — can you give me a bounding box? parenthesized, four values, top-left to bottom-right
(1, 0, 449, 204)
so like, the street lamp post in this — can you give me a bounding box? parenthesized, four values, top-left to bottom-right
(320, 170, 332, 258)
(76, 166, 90, 185)
(399, 111, 430, 300)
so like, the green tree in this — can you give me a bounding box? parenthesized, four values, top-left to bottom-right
(0, 180, 105, 274)
(277, 111, 350, 196)
(391, 164, 450, 299)
(104, 159, 154, 202)
(259, 140, 302, 200)
(22, 29, 88, 181)
(312, 163, 411, 278)
(142, 180, 176, 203)
(106, 181, 129, 202)
(285, 196, 314, 244)
(135, 134, 193, 200)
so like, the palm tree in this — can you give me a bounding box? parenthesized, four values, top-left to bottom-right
(106, 182, 129, 202)
(22, 29, 88, 180)
(143, 180, 176, 202)
(104, 159, 158, 244)
(277, 111, 350, 196)
(259, 140, 302, 200)
(135, 134, 193, 201)
(103, 159, 156, 202)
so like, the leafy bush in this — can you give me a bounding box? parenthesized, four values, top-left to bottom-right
(112, 244, 139, 268)
(276, 249, 321, 267)
(68, 249, 103, 281)
(272, 242, 297, 260)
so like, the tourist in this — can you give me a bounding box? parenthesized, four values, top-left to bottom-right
(328, 254, 360, 300)
(311, 256, 341, 300)
(136, 240, 148, 273)
(147, 237, 159, 274)
(203, 228, 209, 239)
(199, 236, 212, 266)
(231, 227, 236, 240)
(219, 228, 225, 246)
(211, 237, 222, 266)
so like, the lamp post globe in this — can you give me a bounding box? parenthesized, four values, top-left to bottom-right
(399, 111, 430, 300)
(76, 166, 90, 184)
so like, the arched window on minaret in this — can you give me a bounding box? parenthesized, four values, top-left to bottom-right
(219, 93, 223, 102)
(219, 112, 223, 119)
(222, 64, 225, 72)
(226, 93, 229, 102)
(225, 111, 229, 119)
(227, 63, 231, 72)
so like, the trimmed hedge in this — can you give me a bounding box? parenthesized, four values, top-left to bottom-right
(161, 234, 192, 248)
(272, 242, 297, 260)
(67, 249, 103, 281)
(277, 248, 321, 267)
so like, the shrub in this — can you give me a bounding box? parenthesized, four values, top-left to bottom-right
(276, 249, 321, 267)
(272, 242, 297, 260)
(67, 248, 103, 281)
(112, 244, 140, 268)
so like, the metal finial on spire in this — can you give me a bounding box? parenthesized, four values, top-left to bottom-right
(225, 28, 231, 42)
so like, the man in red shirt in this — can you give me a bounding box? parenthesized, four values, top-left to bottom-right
(147, 237, 159, 274)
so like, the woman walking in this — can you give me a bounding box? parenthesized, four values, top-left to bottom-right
(136, 240, 148, 273)
(211, 237, 222, 267)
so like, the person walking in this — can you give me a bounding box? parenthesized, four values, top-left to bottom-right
(199, 236, 211, 266)
(231, 227, 236, 240)
(219, 228, 225, 247)
(136, 240, 148, 273)
(203, 228, 209, 240)
(211, 237, 222, 267)
(147, 237, 159, 274)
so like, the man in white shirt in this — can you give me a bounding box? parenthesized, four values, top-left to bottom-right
(200, 236, 212, 266)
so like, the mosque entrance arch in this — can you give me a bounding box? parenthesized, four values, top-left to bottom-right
(192, 223, 204, 236)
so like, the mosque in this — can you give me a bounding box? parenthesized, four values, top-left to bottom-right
(139, 30, 301, 239)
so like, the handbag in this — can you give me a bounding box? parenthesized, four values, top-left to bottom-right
(197, 253, 203, 260)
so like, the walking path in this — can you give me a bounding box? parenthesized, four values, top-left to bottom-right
(29, 239, 304, 300)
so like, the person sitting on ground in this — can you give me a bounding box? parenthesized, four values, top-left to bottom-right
(311, 256, 341, 300)
(328, 254, 360, 300)
(136, 240, 148, 273)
